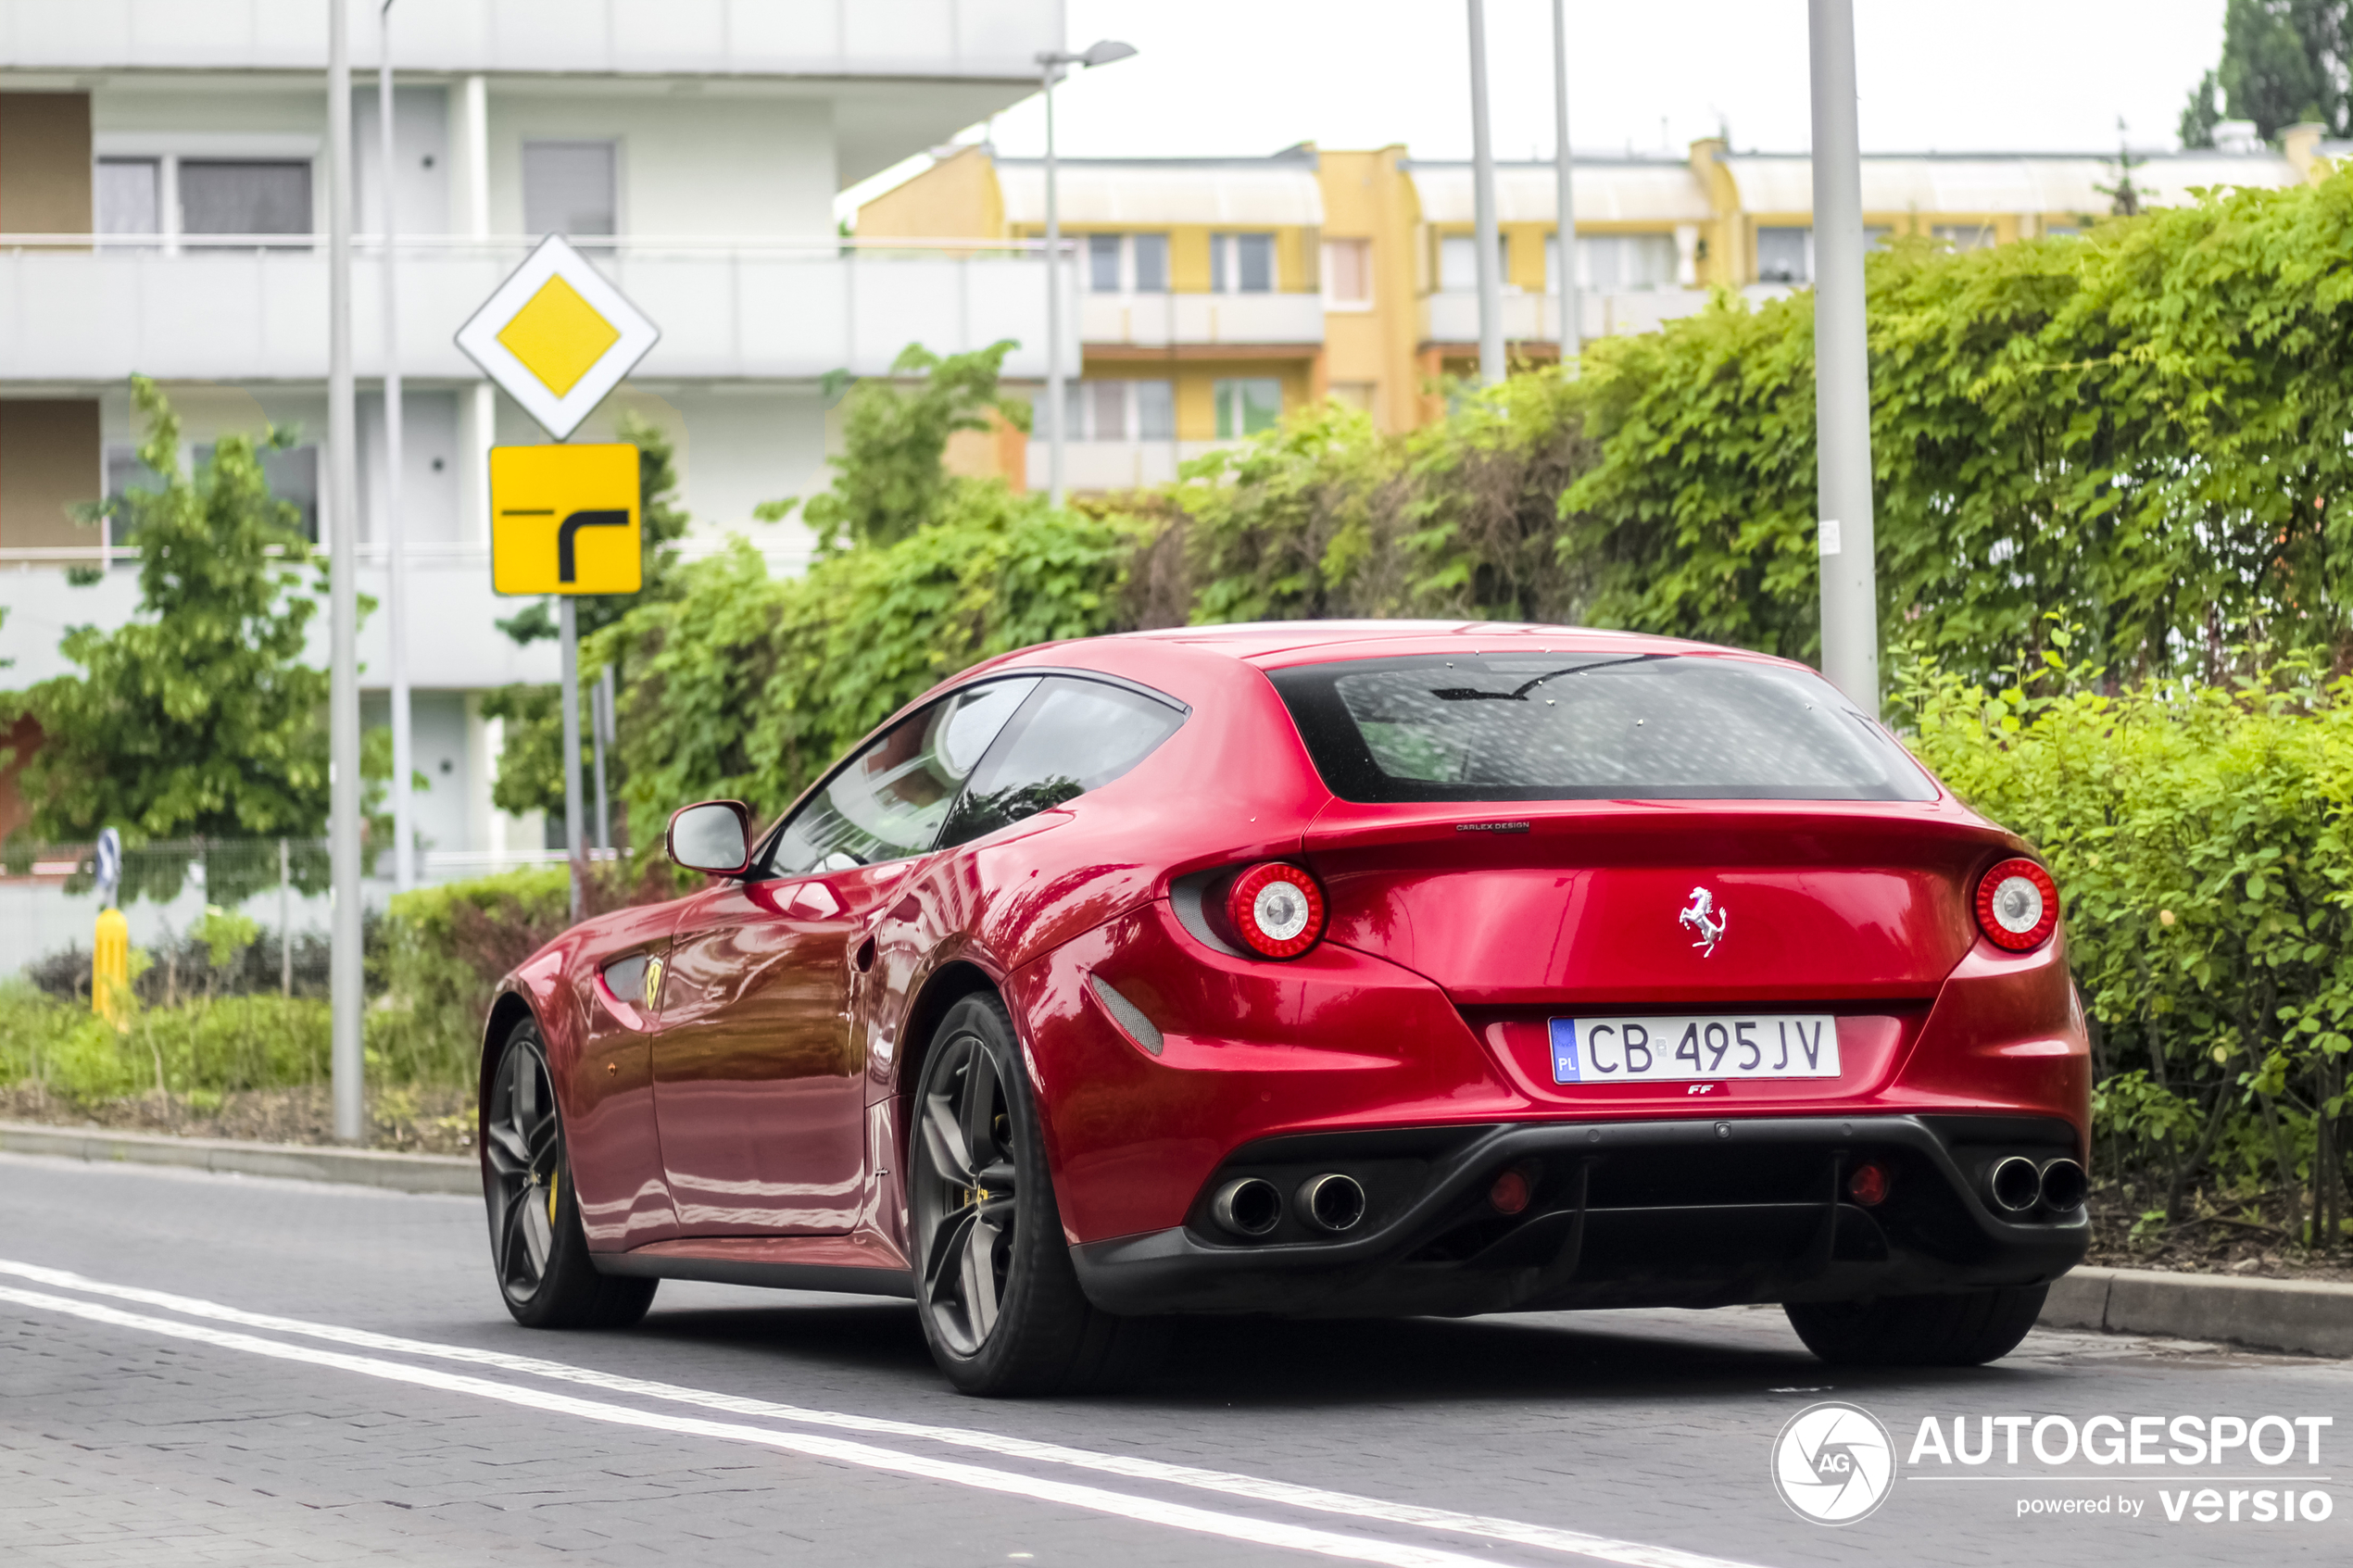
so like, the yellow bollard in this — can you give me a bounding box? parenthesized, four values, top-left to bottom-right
(93, 907, 130, 1024)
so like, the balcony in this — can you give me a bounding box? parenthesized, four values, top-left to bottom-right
(0, 0, 1059, 78)
(1025, 439, 1242, 495)
(1079, 291, 1325, 351)
(1420, 286, 1812, 346)
(0, 237, 1070, 384)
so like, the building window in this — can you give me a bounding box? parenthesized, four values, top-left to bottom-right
(1132, 232, 1169, 293)
(1211, 232, 1276, 293)
(523, 141, 617, 238)
(1439, 232, 1507, 293)
(1060, 379, 1176, 441)
(1079, 232, 1172, 293)
(1086, 233, 1122, 292)
(1755, 226, 1812, 283)
(95, 158, 160, 235)
(180, 160, 311, 237)
(1323, 238, 1373, 307)
(1213, 378, 1282, 440)
(1932, 223, 1994, 252)
(1546, 232, 1678, 291)
(192, 441, 321, 543)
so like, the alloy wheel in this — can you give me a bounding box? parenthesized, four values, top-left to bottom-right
(484, 1037, 562, 1305)
(913, 1032, 1020, 1357)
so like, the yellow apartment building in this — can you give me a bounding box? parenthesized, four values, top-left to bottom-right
(860, 132, 2328, 489)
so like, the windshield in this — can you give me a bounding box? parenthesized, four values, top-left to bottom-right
(1266, 652, 1936, 803)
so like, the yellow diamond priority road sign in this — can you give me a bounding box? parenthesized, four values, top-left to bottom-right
(456, 235, 659, 441)
(489, 444, 642, 596)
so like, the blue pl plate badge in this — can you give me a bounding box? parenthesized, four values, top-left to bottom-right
(1548, 1018, 1580, 1083)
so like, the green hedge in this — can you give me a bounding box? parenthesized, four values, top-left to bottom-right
(1900, 645, 2351, 1243)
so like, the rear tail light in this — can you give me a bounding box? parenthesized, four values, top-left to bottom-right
(1225, 862, 1327, 960)
(1975, 857, 2058, 950)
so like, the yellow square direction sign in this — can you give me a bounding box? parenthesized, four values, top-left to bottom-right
(456, 235, 660, 441)
(490, 445, 642, 596)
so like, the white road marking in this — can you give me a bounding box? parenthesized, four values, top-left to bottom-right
(0, 1257, 1765, 1568)
(0, 1282, 1504, 1568)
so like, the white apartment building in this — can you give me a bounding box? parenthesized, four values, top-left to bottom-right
(0, 0, 1068, 865)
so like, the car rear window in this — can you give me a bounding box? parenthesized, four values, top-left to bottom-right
(1265, 652, 1936, 802)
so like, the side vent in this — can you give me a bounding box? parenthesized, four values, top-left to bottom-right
(1088, 973, 1164, 1057)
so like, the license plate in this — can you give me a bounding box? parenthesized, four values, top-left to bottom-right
(1548, 1014, 1840, 1083)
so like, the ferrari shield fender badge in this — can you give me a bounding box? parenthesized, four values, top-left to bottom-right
(1679, 886, 1729, 956)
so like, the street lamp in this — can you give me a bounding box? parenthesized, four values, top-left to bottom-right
(1035, 39, 1137, 508)
(1808, 0, 1879, 708)
(1552, 0, 1579, 365)
(326, 0, 363, 1143)
(381, 0, 413, 894)
(1465, 1, 1504, 386)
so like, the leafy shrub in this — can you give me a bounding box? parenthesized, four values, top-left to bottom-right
(1898, 642, 2352, 1246)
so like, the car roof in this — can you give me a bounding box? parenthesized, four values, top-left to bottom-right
(1103, 621, 1780, 671)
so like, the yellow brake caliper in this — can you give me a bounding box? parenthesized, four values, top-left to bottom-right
(547, 1170, 560, 1225)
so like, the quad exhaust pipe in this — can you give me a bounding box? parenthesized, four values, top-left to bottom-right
(1986, 1155, 2088, 1215)
(1209, 1172, 1367, 1237)
(1296, 1173, 1366, 1233)
(1211, 1177, 1282, 1237)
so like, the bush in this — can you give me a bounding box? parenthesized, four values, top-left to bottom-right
(1898, 641, 2352, 1248)
(0, 981, 332, 1101)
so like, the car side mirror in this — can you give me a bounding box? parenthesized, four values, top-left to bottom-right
(666, 799, 753, 876)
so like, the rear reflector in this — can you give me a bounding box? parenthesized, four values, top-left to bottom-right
(1226, 862, 1327, 960)
(1489, 1169, 1532, 1215)
(1976, 857, 2058, 951)
(1846, 1160, 1891, 1208)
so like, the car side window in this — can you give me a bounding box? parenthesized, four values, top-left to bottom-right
(765, 678, 1038, 877)
(937, 677, 1186, 848)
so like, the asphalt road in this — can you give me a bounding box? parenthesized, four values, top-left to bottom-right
(3, 1150, 2346, 1568)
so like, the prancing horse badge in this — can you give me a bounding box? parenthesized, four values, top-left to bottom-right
(1679, 886, 1729, 956)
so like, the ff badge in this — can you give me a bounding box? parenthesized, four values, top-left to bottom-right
(489, 444, 641, 596)
(1771, 1401, 1896, 1524)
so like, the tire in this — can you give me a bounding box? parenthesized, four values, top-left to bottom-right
(1784, 1284, 2048, 1367)
(908, 994, 1166, 1396)
(484, 1017, 658, 1330)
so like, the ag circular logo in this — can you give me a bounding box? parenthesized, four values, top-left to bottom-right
(1771, 1401, 1896, 1524)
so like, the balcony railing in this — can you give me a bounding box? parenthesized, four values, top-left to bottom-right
(0, 234, 1071, 383)
(1420, 285, 1811, 346)
(1078, 290, 1326, 349)
(1026, 439, 1243, 494)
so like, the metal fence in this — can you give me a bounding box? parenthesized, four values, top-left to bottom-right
(1, 837, 582, 996)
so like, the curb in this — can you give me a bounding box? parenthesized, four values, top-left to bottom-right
(0, 1120, 478, 1197)
(2041, 1264, 2353, 1360)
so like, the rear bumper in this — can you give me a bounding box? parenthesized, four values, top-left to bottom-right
(1069, 1113, 2087, 1318)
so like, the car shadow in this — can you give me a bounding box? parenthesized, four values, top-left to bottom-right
(622, 1294, 2053, 1409)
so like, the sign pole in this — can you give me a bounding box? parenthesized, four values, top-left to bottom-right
(592, 664, 614, 852)
(1552, 0, 1580, 364)
(560, 596, 584, 921)
(327, 0, 366, 1145)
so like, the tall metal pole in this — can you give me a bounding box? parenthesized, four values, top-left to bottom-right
(380, 0, 412, 893)
(1551, 0, 1580, 363)
(327, 0, 365, 1144)
(1042, 61, 1065, 507)
(1808, 0, 1879, 708)
(560, 597, 585, 921)
(1466, 0, 1505, 386)
(591, 664, 613, 853)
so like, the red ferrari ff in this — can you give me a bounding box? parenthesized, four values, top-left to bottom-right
(478, 622, 2088, 1395)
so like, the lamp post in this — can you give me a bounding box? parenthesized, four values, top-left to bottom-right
(1808, 0, 1879, 708)
(326, 0, 363, 1144)
(1552, 0, 1579, 364)
(1034, 39, 1137, 508)
(381, 0, 413, 893)
(1466, 0, 1504, 386)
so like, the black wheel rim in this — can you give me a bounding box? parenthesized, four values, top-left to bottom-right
(912, 1032, 1019, 1357)
(485, 1038, 561, 1304)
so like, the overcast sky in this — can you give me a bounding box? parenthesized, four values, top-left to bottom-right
(845, 0, 2230, 216)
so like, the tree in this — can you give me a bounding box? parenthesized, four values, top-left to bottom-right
(2, 379, 332, 861)
(797, 340, 1031, 551)
(2180, 0, 2353, 144)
